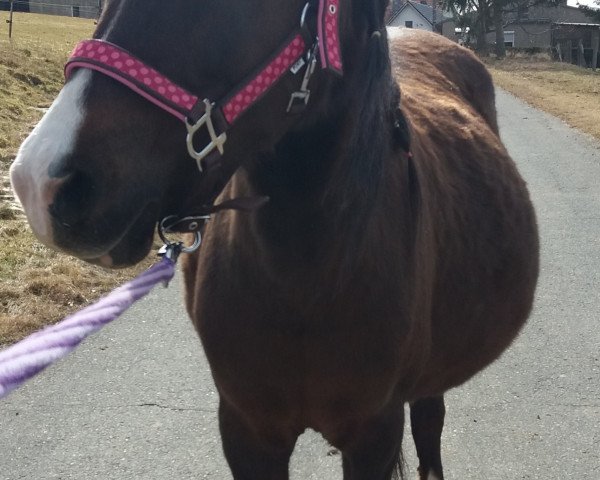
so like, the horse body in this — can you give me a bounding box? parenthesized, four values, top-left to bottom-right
(10, 1, 538, 478)
(182, 27, 538, 476)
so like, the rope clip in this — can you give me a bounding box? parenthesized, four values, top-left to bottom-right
(158, 216, 203, 285)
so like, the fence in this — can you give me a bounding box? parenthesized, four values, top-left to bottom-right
(0, 1, 102, 19)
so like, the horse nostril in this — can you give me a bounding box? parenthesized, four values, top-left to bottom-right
(48, 170, 96, 228)
(42, 175, 72, 207)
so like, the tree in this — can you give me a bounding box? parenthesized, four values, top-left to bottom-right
(579, 0, 600, 22)
(492, 0, 512, 57)
(444, 0, 570, 57)
(443, 0, 508, 56)
(443, 0, 492, 54)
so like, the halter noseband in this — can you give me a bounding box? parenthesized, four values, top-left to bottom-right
(64, 0, 342, 173)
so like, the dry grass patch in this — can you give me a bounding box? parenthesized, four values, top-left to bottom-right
(0, 13, 154, 346)
(0, 208, 157, 346)
(0, 13, 94, 163)
(486, 57, 600, 141)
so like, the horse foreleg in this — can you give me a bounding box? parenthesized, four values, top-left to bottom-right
(218, 399, 296, 480)
(409, 396, 445, 480)
(340, 405, 405, 480)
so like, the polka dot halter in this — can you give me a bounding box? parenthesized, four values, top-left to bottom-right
(318, 0, 343, 75)
(65, 35, 308, 126)
(66, 41, 197, 123)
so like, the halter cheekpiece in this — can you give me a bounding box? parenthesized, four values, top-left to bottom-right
(64, 0, 342, 173)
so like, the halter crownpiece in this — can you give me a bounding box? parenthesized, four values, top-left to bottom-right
(318, 0, 343, 74)
(64, 0, 342, 172)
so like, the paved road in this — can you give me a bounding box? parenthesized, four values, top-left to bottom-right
(1, 89, 599, 479)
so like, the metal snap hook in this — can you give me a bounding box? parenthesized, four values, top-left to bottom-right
(158, 216, 203, 262)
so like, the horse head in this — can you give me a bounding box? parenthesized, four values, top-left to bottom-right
(10, 0, 392, 267)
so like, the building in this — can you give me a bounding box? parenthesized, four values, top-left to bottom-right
(386, 0, 452, 33)
(489, 1, 600, 67)
(500, 2, 597, 48)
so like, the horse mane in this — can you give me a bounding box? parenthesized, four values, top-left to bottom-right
(323, 28, 401, 267)
(241, 1, 411, 295)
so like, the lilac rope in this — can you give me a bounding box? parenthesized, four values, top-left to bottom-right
(0, 257, 175, 399)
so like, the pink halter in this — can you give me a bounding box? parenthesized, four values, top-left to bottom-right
(64, 1, 342, 172)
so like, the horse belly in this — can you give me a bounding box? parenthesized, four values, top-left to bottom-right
(406, 126, 539, 396)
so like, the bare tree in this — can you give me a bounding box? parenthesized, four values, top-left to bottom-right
(579, 0, 600, 21)
(444, 0, 568, 57)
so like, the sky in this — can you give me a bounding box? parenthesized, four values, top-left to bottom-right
(567, 0, 597, 6)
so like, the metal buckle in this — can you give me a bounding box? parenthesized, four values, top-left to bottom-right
(287, 91, 311, 114)
(287, 44, 318, 114)
(186, 99, 227, 172)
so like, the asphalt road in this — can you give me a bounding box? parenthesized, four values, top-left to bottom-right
(1, 89, 599, 479)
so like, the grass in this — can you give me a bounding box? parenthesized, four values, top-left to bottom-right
(0, 13, 152, 345)
(0, 13, 89, 161)
(485, 55, 600, 141)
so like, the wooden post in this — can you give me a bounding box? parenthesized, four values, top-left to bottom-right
(578, 39, 585, 68)
(8, 0, 14, 39)
(556, 42, 562, 63)
(592, 28, 599, 71)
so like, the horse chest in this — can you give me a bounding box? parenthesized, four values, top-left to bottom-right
(186, 250, 418, 426)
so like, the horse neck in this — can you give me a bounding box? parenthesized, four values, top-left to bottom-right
(232, 36, 407, 286)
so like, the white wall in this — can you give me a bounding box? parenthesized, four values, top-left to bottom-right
(389, 7, 432, 31)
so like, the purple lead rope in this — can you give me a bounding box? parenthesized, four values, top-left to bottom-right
(0, 257, 175, 399)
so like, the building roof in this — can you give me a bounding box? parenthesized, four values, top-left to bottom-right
(554, 21, 600, 26)
(388, 1, 451, 25)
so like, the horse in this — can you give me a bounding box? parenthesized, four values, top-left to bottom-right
(9, 0, 539, 478)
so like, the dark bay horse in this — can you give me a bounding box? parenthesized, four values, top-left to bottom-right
(10, 0, 539, 478)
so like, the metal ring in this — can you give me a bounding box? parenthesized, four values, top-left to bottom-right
(158, 216, 177, 244)
(181, 232, 202, 253)
(159, 217, 203, 254)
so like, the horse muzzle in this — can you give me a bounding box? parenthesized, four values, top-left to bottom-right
(11, 153, 158, 268)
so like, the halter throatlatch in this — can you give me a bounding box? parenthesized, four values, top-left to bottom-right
(64, 0, 342, 173)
